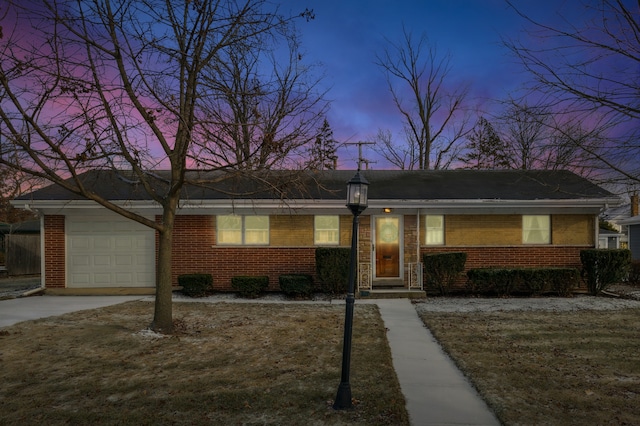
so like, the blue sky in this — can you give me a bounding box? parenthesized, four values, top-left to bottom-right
(279, 0, 586, 168)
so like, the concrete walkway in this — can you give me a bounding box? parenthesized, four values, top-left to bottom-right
(1, 295, 500, 425)
(374, 299, 500, 426)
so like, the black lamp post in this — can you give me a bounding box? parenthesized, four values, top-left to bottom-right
(334, 170, 369, 410)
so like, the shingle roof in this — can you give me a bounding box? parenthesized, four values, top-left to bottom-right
(17, 169, 615, 202)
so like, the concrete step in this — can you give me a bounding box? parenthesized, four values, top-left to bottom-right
(358, 289, 426, 299)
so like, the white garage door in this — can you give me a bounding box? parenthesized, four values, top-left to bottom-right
(67, 215, 155, 288)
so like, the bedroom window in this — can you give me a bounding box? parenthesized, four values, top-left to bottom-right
(425, 215, 444, 245)
(315, 215, 339, 245)
(523, 215, 550, 244)
(217, 215, 269, 245)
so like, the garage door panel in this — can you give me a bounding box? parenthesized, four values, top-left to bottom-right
(67, 216, 155, 288)
(70, 237, 90, 250)
(115, 255, 133, 266)
(71, 254, 91, 267)
(71, 273, 91, 286)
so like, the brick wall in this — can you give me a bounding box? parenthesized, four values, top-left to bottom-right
(421, 245, 586, 270)
(44, 215, 65, 288)
(169, 215, 340, 291)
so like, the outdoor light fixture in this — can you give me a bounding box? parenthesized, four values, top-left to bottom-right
(383, 208, 392, 213)
(334, 170, 369, 410)
(345, 170, 369, 216)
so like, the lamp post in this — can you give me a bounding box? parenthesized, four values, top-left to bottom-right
(334, 170, 369, 410)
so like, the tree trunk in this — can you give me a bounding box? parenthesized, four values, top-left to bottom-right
(151, 206, 176, 333)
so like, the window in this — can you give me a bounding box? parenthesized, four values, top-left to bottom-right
(425, 215, 444, 245)
(315, 215, 339, 245)
(217, 215, 269, 245)
(523, 215, 550, 244)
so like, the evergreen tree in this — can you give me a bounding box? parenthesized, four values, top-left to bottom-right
(310, 118, 338, 170)
(459, 117, 509, 169)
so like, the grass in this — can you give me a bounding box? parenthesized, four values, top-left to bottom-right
(0, 301, 408, 425)
(419, 307, 640, 425)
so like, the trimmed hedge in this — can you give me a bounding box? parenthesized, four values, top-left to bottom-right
(231, 276, 269, 298)
(580, 249, 631, 295)
(178, 274, 214, 297)
(279, 274, 314, 298)
(315, 247, 350, 294)
(467, 268, 579, 297)
(423, 252, 467, 295)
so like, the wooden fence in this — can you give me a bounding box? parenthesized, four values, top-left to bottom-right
(5, 234, 41, 275)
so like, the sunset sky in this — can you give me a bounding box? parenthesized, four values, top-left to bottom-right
(279, 0, 595, 168)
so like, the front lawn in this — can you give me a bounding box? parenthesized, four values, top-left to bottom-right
(419, 308, 640, 425)
(0, 301, 408, 425)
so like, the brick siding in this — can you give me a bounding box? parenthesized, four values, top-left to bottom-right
(43, 215, 65, 288)
(170, 215, 328, 291)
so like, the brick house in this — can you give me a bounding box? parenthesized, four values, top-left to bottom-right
(14, 169, 619, 294)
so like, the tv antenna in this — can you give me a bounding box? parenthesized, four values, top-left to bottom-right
(345, 141, 375, 170)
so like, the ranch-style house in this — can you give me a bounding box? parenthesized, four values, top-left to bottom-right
(14, 169, 620, 294)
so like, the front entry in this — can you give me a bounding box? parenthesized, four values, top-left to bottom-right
(374, 216, 401, 279)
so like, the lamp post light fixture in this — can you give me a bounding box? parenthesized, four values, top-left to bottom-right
(334, 170, 369, 410)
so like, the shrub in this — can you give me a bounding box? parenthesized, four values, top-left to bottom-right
(279, 274, 314, 298)
(231, 276, 269, 298)
(178, 274, 214, 297)
(628, 260, 640, 286)
(423, 252, 467, 295)
(580, 249, 631, 295)
(467, 268, 579, 297)
(315, 247, 350, 294)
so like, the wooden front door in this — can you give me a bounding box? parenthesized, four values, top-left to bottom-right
(374, 216, 400, 278)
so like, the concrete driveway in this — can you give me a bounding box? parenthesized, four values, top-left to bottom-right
(0, 295, 143, 328)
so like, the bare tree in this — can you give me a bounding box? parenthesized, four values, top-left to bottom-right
(193, 31, 327, 170)
(375, 27, 470, 170)
(371, 128, 417, 170)
(505, 0, 640, 186)
(0, 0, 321, 333)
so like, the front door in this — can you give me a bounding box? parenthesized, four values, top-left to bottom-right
(374, 216, 400, 278)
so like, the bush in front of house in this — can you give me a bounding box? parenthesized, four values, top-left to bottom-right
(178, 273, 214, 297)
(628, 260, 640, 286)
(580, 249, 631, 295)
(231, 275, 269, 298)
(315, 247, 350, 294)
(423, 252, 467, 295)
(279, 274, 314, 298)
(467, 267, 579, 296)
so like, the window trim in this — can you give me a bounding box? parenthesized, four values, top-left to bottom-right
(424, 214, 445, 246)
(217, 215, 270, 246)
(522, 215, 551, 245)
(314, 215, 340, 246)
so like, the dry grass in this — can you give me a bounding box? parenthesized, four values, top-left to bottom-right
(0, 301, 408, 425)
(419, 307, 640, 426)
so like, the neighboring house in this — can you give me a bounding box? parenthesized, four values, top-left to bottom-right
(601, 193, 639, 249)
(13, 169, 619, 294)
(598, 228, 623, 249)
(618, 215, 640, 261)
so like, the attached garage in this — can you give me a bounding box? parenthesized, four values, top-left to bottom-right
(66, 215, 155, 288)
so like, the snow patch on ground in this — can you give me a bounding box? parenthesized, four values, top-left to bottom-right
(133, 328, 169, 339)
(414, 295, 640, 314)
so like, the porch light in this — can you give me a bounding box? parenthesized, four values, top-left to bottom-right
(346, 170, 369, 215)
(334, 170, 369, 410)
(383, 208, 392, 213)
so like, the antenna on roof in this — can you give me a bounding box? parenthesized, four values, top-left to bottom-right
(345, 141, 375, 170)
